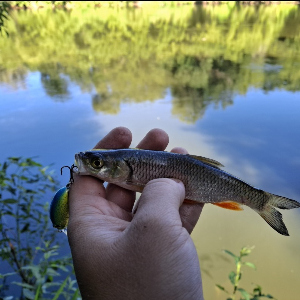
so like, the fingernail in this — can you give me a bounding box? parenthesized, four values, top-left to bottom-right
(170, 178, 183, 184)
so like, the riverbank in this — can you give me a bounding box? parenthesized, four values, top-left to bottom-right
(5, 1, 300, 11)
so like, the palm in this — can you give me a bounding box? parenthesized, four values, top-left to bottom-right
(67, 127, 204, 300)
(69, 127, 203, 235)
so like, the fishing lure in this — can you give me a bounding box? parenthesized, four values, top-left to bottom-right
(50, 165, 77, 233)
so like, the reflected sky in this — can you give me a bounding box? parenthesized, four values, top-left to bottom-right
(1, 70, 300, 300)
(3, 72, 299, 198)
(1, 4, 300, 298)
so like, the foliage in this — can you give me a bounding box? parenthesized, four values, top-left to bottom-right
(2, 1, 198, 10)
(0, 4, 300, 123)
(0, 1, 10, 35)
(0, 157, 79, 299)
(216, 247, 276, 300)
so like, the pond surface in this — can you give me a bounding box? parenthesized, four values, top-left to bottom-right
(1, 4, 300, 299)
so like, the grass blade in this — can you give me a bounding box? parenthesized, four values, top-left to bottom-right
(51, 276, 69, 300)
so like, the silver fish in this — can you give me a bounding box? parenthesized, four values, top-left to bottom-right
(75, 149, 300, 236)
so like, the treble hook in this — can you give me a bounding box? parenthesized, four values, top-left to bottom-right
(61, 164, 78, 186)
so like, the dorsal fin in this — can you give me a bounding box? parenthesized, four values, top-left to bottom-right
(188, 154, 224, 169)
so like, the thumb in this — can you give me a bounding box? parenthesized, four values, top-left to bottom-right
(131, 178, 186, 231)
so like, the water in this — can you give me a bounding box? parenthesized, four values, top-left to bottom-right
(1, 3, 300, 299)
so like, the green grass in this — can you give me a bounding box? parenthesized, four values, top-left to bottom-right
(216, 247, 276, 300)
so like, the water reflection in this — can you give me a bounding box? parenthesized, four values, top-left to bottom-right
(1, 4, 300, 122)
(1, 73, 300, 300)
(1, 4, 300, 300)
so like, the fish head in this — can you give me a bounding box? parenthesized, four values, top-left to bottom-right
(75, 151, 103, 175)
(75, 150, 130, 183)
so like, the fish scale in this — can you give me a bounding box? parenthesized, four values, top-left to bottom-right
(67, 148, 300, 236)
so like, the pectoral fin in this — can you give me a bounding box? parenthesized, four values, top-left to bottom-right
(125, 180, 145, 193)
(212, 201, 243, 211)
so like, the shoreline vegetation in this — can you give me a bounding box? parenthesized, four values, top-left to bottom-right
(4, 1, 300, 11)
(1, 2, 300, 122)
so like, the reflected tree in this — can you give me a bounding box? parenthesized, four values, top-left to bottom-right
(0, 4, 300, 121)
(0, 1, 10, 35)
(41, 73, 69, 100)
(92, 92, 120, 114)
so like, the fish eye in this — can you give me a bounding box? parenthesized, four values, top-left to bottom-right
(91, 158, 103, 169)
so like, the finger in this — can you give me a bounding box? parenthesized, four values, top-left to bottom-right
(130, 178, 186, 233)
(131, 146, 188, 215)
(70, 127, 132, 212)
(106, 128, 169, 211)
(93, 126, 134, 205)
(136, 128, 169, 150)
(94, 127, 136, 211)
(69, 174, 105, 216)
(179, 203, 204, 234)
(105, 183, 136, 213)
(94, 126, 132, 149)
(171, 146, 203, 234)
(170, 147, 188, 155)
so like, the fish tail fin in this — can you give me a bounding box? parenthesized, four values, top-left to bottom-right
(257, 192, 300, 236)
(258, 205, 289, 236)
(265, 192, 300, 209)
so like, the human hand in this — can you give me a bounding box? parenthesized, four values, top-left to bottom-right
(68, 127, 204, 300)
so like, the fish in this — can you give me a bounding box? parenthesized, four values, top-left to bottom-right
(74, 148, 300, 236)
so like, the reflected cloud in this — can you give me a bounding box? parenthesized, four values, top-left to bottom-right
(1, 4, 300, 300)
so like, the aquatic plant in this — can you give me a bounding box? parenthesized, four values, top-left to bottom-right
(216, 246, 276, 300)
(0, 157, 79, 299)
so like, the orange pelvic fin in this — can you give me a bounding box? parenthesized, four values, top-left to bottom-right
(183, 199, 199, 205)
(212, 201, 243, 211)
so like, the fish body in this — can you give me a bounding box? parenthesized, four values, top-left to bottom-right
(75, 149, 300, 236)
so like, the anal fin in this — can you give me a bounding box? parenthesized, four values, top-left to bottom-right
(213, 201, 243, 211)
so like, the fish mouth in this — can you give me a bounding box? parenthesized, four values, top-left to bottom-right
(74, 152, 85, 174)
(74, 153, 80, 168)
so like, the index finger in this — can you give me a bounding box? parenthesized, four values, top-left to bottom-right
(69, 127, 132, 212)
(106, 128, 169, 212)
(171, 147, 204, 234)
(94, 127, 132, 149)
